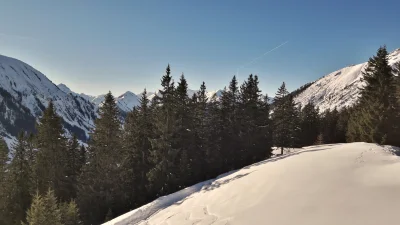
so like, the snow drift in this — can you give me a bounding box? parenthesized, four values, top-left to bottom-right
(104, 143, 400, 225)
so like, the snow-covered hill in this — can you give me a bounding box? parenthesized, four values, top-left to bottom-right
(0, 55, 97, 145)
(104, 142, 400, 225)
(295, 48, 400, 112)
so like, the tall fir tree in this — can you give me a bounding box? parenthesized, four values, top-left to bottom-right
(220, 76, 240, 170)
(0, 138, 9, 225)
(65, 135, 82, 200)
(59, 200, 82, 225)
(35, 101, 70, 201)
(121, 89, 154, 208)
(239, 74, 273, 166)
(347, 46, 400, 145)
(78, 91, 125, 224)
(299, 102, 320, 146)
(175, 74, 196, 187)
(25, 190, 62, 225)
(147, 64, 179, 197)
(272, 82, 300, 154)
(3, 132, 33, 225)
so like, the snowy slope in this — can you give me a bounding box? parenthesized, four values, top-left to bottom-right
(295, 48, 400, 112)
(0, 54, 97, 145)
(104, 143, 400, 225)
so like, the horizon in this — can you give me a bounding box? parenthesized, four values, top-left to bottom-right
(1, 0, 400, 97)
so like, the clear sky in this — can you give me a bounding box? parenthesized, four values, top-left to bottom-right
(0, 0, 399, 97)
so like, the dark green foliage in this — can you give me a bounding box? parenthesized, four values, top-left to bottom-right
(272, 82, 301, 154)
(299, 102, 320, 146)
(147, 65, 180, 196)
(35, 101, 70, 201)
(78, 91, 125, 225)
(347, 46, 400, 146)
(121, 89, 154, 209)
(59, 200, 82, 225)
(238, 74, 273, 166)
(25, 190, 62, 225)
(65, 135, 83, 200)
(0, 138, 9, 225)
(3, 132, 33, 225)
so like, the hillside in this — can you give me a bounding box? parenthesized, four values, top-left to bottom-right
(104, 143, 400, 225)
(294, 48, 400, 112)
(0, 55, 97, 145)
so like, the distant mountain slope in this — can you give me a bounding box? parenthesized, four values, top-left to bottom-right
(0, 55, 97, 145)
(294, 48, 400, 112)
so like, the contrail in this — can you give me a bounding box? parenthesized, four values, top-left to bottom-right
(237, 41, 288, 76)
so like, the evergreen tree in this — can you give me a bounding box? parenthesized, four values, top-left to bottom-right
(299, 102, 320, 146)
(175, 74, 196, 187)
(78, 92, 125, 225)
(3, 132, 33, 225)
(25, 190, 62, 225)
(147, 65, 179, 196)
(65, 135, 82, 199)
(0, 138, 9, 225)
(239, 74, 273, 165)
(272, 82, 300, 154)
(321, 108, 339, 144)
(347, 46, 400, 145)
(35, 101, 70, 201)
(60, 200, 82, 225)
(220, 76, 240, 170)
(121, 89, 154, 208)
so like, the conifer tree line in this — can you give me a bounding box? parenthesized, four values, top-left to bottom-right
(0, 46, 399, 224)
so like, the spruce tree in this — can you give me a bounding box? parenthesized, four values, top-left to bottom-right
(147, 65, 179, 196)
(220, 76, 240, 170)
(347, 46, 400, 145)
(272, 82, 300, 154)
(60, 200, 82, 225)
(4, 132, 33, 225)
(0, 138, 9, 225)
(78, 91, 125, 225)
(299, 102, 320, 146)
(65, 135, 82, 199)
(239, 74, 273, 165)
(25, 190, 62, 225)
(175, 74, 196, 187)
(35, 101, 69, 201)
(121, 89, 153, 208)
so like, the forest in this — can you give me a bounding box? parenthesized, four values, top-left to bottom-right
(1, 46, 399, 225)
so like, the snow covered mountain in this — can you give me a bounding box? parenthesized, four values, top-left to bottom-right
(294, 48, 400, 112)
(0, 55, 97, 145)
(104, 143, 400, 225)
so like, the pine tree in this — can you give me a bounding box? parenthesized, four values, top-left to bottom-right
(239, 74, 273, 165)
(121, 89, 154, 208)
(175, 74, 196, 187)
(321, 108, 339, 144)
(272, 82, 300, 154)
(220, 76, 240, 170)
(3, 132, 33, 225)
(78, 91, 125, 225)
(147, 65, 179, 196)
(25, 190, 62, 225)
(60, 200, 82, 225)
(203, 93, 223, 178)
(35, 101, 69, 201)
(299, 102, 320, 146)
(347, 46, 400, 145)
(0, 138, 9, 225)
(65, 135, 82, 199)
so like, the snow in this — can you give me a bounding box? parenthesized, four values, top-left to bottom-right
(104, 143, 400, 225)
(295, 49, 400, 112)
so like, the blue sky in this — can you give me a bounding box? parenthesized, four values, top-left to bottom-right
(0, 0, 399, 96)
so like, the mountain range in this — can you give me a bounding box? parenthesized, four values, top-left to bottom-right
(1, 48, 399, 146)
